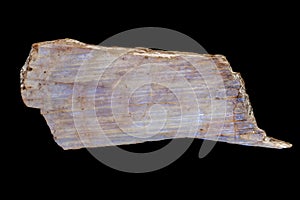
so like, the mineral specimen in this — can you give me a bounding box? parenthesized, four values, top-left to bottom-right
(20, 39, 291, 149)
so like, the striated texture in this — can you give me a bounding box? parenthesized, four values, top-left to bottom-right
(21, 39, 291, 149)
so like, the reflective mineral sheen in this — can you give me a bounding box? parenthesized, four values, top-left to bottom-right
(20, 39, 292, 149)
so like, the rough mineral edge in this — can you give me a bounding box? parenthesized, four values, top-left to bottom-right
(215, 58, 292, 149)
(20, 39, 292, 149)
(226, 72, 291, 149)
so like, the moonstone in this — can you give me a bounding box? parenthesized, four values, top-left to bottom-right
(20, 39, 291, 149)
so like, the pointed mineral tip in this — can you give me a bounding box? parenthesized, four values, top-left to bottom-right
(260, 137, 292, 149)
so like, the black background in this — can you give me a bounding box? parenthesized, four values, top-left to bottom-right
(6, 2, 299, 197)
